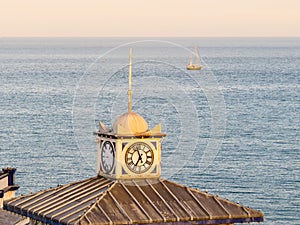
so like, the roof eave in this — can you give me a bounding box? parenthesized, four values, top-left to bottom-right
(3, 204, 65, 225)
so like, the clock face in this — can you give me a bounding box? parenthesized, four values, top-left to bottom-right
(101, 141, 115, 173)
(125, 142, 154, 174)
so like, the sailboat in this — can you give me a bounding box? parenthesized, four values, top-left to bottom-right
(186, 47, 203, 70)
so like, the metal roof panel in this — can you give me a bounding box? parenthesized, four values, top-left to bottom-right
(4, 176, 264, 225)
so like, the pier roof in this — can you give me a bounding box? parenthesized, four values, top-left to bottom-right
(0, 209, 26, 225)
(0, 168, 24, 225)
(4, 176, 263, 225)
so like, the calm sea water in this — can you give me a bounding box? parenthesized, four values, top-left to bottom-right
(0, 37, 299, 224)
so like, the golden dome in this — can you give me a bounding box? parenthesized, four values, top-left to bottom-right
(112, 112, 148, 135)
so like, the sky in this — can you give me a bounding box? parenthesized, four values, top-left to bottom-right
(1, 0, 299, 37)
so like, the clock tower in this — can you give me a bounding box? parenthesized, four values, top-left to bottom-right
(95, 49, 166, 179)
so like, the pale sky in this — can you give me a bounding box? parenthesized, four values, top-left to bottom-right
(1, 0, 299, 37)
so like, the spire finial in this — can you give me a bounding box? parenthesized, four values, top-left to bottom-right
(128, 48, 133, 113)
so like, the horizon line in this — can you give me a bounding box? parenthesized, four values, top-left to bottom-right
(1, 36, 300, 39)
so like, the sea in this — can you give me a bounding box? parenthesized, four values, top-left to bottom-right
(0, 37, 299, 224)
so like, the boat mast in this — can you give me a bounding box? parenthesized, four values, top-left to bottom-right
(189, 56, 193, 65)
(128, 48, 133, 113)
(195, 47, 199, 65)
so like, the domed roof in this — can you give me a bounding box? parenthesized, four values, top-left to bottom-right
(112, 112, 148, 135)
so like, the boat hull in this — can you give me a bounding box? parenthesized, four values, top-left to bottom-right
(186, 64, 202, 70)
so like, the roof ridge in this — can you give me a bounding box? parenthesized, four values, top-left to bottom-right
(75, 179, 117, 225)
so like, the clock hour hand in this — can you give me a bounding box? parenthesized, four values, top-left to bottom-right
(135, 150, 143, 166)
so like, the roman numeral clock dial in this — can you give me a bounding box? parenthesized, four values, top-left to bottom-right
(101, 141, 115, 173)
(125, 142, 154, 174)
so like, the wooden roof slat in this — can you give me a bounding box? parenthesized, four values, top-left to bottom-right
(120, 182, 153, 223)
(107, 191, 133, 224)
(39, 178, 108, 214)
(25, 177, 98, 211)
(56, 203, 90, 223)
(132, 180, 167, 222)
(63, 207, 89, 224)
(82, 214, 92, 224)
(74, 182, 118, 225)
(241, 206, 251, 217)
(14, 190, 53, 208)
(145, 179, 180, 222)
(185, 187, 212, 219)
(7, 192, 43, 206)
(12, 180, 71, 207)
(96, 203, 113, 224)
(54, 204, 87, 224)
(51, 182, 112, 224)
(37, 179, 111, 215)
(52, 198, 92, 220)
(16, 177, 96, 209)
(55, 200, 91, 223)
(13, 188, 56, 208)
(159, 179, 193, 220)
(162, 180, 207, 219)
(52, 181, 111, 219)
(61, 197, 112, 225)
(212, 195, 232, 219)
